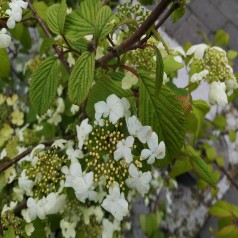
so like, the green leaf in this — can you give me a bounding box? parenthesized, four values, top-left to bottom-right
(86, 76, 134, 118)
(152, 45, 164, 96)
(64, 0, 102, 41)
(214, 115, 227, 130)
(214, 30, 230, 48)
(140, 213, 159, 237)
(214, 225, 238, 238)
(190, 155, 216, 187)
(163, 55, 184, 75)
(228, 50, 238, 60)
(68, 52, 95, 104)
(40, 38, 55, 55)
(210, 201, 234, 218)
(2, 227, 15, 238)
(33, 1, 48, 21)
(169, 158, 192, 178)
(0, 49, 10, 78)
(171, 7, 185, 23)
(228, 130, 237, 142)
(139, 71, 185, 166)
(58, 0, 67, 34)
(95, 6, 114, 40)
(46, 4, 61, 34)
(30, 57, 58, 115)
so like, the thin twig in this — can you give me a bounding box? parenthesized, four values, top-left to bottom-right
(26, 0, 71, 73)
(96, 0, 173, 68)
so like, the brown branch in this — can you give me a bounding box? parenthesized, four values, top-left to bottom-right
(0, 135, 75, 175)
(26, 0, 71, 73)
(96, 0, 174, 68)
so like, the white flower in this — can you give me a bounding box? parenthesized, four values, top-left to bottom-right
(190, 69, 209, 83)
(62, 159, 83, 187)
(0, 28, 11, 48)
(44, 193, 66, 215)
(226, 79, 238, 96)
(125, 164, 152, 196)
(25, 223, 34, 236)
(51, 139, 67, 149)
(102, 219, 120, 238)
(121, 71, 138, 90)
(5, 167, 16, 184)
(94, 94, 124, 124)
(101, 182, 129, 221)
(56, 97, 65, 114)
(66, 147, 84, 160)
(18, 169, 34, 195)
(10, 0, 28, 10)
(163, 72, 169, 84)
(186, 44, 208, 59)
(29, 144, 45, 165)
(60, 219, 77, 238)
(1, 201, 17, 214)
(141, 132, 165, 164)
(57, 85, 63, 96)
(76, 119, 92, 149)
(208, 81, 228, 106)
(114, 136, 134, 164)
(70, 104, 80, 114)
(0, 149, 7, 160)
(26, 197, 47, 221)
(126, 116, 152, 144)
(120, 97, 131, 118)
(72, 171, 97, 203)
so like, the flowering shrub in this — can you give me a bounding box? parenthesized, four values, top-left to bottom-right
(0, 0, 238, 237)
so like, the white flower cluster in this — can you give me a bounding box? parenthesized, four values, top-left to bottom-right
(0, 0, 28, 48)
(187, 44, 238, 106)
(62, 94, 166, 226)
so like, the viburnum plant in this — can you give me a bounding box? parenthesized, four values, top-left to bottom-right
(1, 0, 238, 237)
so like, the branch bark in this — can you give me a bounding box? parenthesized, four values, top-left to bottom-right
(26, 0, 71, 73)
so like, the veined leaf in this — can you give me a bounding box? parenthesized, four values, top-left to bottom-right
(64, 0, 102, 41)
(58, 0, 67, 35)
(68, 52, 95, 105)
(0, 49, 10, 78)
(30, 57, 58, 115)
(33, 1, 48, 21)
(139, 71, 185, 166)
(46, 4, 61, 34)
(1, 226, 15, 238)
(86, 76, 134, 119)
(46, 0, 67, 35)
(163, 55, 184, 75)
(95, 6, 115, 40)
(190, 155, 216, 187)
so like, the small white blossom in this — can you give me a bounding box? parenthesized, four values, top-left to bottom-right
(1, 201, 17, 214)
(5, 167, 16, 184)
(114, 136, 134, 164)
(51, 139, 67, 149)
(94, 94, 124, 124)
(29, 144, 45, 165)
(190, 69, 209, 83)
(76, 119, 92, 149)
(66, 147, 84, 160)
(121, 71, 138, 90)
(141, 132, 165, 164)
(186, 44, 208, 59)
(226, 79, 238, 96)
(0, 28, 11, 48)
(101, 182, 129, 221)
(126, 116, 152, 144)
(70, 104, 80, 114)
(208, 81, 228, 106)
(26, 197, 47, 221)
(60, 219, 77, 238)
(102, 219, 120, 238)
(18, 169, 34, 195)
(25, 223, 34, 236)
(163, 72, 169, 84)
(125, 164, 152, 196)
(72, 171, 97, 203)
(0, 149, 7, 160)
(6, 6, 22, 29)
(121, 97, 131, 118)
(44, 193, 66, 215)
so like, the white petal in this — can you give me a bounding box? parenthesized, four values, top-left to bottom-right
(141, 149, 152, 160)
(128, 163, 139, 178)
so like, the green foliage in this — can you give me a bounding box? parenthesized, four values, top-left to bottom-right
(138, 0, 155, 5)
(228, 129, 237, 142)
(0, 49, 10, 78)
(64, 0, 102, 41)
(139, 71, 185, 166)
(33, 1, 48, 21)
(40, 38, 55, 55)
(30, 57, 59, 115)
(95, 6, 115, 40)
(86, 76, 134, 118)
(46, 4, 61, 35)
(68, 52, 95, 105)
(0, 227, 15, 238)
(190, 155, 216, 187)
(163, 55, 184, 75)
(214, 115, 227, 130)
(169, 157, 192, 178)
(214, 30, 230, 48)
